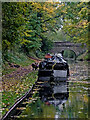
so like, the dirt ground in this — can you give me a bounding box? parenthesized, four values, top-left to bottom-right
(2, 58, 42, 91)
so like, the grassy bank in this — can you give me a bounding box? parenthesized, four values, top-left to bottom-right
(2, 52, 39, 116)
(2, 52, 35, 75)
(77, 51, 90, 61)
(2, 71, 38, 115)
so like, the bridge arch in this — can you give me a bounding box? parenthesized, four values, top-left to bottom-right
(61, 49, 76, 60)
(50, 41, 87, 59)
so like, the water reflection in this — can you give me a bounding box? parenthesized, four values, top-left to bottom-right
(18, 61, 89, 119)
(39, 77, 69, 112)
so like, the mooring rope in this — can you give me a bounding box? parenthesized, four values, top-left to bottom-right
(52, 62, 56, 70)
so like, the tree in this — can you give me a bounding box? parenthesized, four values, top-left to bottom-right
(2, 2, 57, 58)
(62, 2, 89, 47)
(2, 2, 25, 58)
(3, 2, 89, 61)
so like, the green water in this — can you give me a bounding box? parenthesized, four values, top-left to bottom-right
(18, 61, 89, 119)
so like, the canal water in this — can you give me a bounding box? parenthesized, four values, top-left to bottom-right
(18, 61, 89, 119)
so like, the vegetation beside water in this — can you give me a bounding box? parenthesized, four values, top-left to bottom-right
(2, 51, 35, 75)
(2, 70, 38, 115)
(2, 51, 39, 116)
(77, 51, 90, 61)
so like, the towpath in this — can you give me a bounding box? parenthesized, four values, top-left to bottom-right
(2, 57, 41, 91)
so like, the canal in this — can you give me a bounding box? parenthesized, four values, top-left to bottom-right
(15, 61, 89, 119)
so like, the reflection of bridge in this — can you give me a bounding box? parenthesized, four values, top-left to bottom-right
(50, 41, 87, 57)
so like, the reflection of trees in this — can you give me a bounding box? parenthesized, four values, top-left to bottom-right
(22, 98, 56, 118)
(59, 82, 88, 118)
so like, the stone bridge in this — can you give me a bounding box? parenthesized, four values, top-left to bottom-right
(50, 41, 87, 57)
